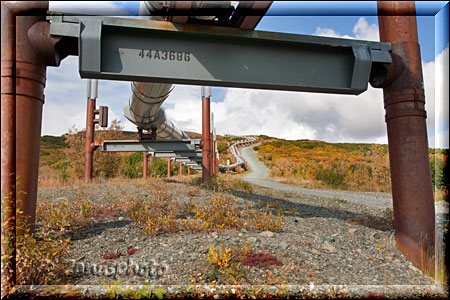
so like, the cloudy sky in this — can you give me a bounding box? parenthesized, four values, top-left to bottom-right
(45, 1, 449, 148)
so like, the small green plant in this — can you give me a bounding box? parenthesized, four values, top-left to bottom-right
(249, 210, 282, 232)
(205, 244, 248, 284)
(2, 197, 71, 286)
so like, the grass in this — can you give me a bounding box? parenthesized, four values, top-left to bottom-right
(1, 197, 71, 289)
(254, 137, 448, 198)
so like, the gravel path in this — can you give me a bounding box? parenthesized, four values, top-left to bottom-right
(239, 144, 393, 211)
(27, 175, 448, 298)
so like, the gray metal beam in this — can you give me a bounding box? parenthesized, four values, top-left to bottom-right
(48, 15, 391, 95)
(101, 139, 200, 152)
(174, 158, 202, 163)
(152, 151, 202, 158)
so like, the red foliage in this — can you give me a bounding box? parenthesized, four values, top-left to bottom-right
(127, 247, 137, 255)
(364, 294, 384, 299)
(102, 252, 122, 259)
(207, 228, 215, 233)
(242, 252, 283, 269)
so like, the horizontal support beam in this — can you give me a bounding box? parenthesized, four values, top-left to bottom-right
(101, 139, 200, 152)
(174, 158, 202, 163)
(48, 14, 391, 95)
(152, 151, 202, 158)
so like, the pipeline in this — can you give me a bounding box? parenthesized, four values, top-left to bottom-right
(219, 137, 258, 171)
(124, 3, 185, 140)
(124, 1, 233, 140)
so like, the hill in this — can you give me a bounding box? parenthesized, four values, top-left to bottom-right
(251, 136, 448, 200)
(38, 130, 447, 200)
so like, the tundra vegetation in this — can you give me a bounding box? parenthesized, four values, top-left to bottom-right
(254, 136, 448, 201)
(2, 126, 445, 297)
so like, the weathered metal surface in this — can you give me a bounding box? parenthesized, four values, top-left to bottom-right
(202, 92, 211, 183)
(84, 97, 96, 182)
(167, 157, 171, 178)
(48, 15, 391, 95)
(152, 151, 202, 158)
(378, 1, 435, 275)
(143, 152, 148, 179)
(101, 139, 200, 152)
(174, 157, 202, 163)
(229, 1, 272, 29)
(1, 1, 60, 289)
(1, 2, 18, 288)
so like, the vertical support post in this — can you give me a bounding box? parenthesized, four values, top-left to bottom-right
(179, 162, 183, 176)
(214, 127, 219, 174)
(167, 158, 171, 178)
(143, 152, 148, 179)
(378, 1, 435, 274)
(210, 112, 214, 177)
(188, 166, 191, 176)
(84, 80, 96, 183)
(1, 2, 18, 289)
(201, 86, 212, 183)
(2, 2, 59, 289)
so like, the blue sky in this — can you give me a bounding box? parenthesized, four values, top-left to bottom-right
(45, 1, 449, 148)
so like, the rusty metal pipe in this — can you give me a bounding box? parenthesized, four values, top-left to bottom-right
(2, 1, 59, 289)
(210, 132, 214, 177)
(84, 97, 96, 183)
(202, 88, 211, 183)
(143, 152, 148, 179)
(1, 1, 19, 289)
(167, 158, 171, 178)
(378, 1, 436, 275)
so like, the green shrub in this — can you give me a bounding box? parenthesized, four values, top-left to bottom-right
(217, 143, 228, 154)
(121, 152, 143, 178)
(431, 155, 446, 191)
(315, 164, 346, 189)
(148, 157, 169, 178)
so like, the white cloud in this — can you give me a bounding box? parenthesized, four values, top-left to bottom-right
(315, 17, 379, 41)
(424, 47, 449, 149)
(42, 17, 447, 149)
(315, 27, 353, 40)
(43, 56, 136, 135)
(49, 1, 131, 15)
(352, 17, 379, 41)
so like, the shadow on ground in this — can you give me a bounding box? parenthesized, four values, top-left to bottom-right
(190, 180, 392, 232)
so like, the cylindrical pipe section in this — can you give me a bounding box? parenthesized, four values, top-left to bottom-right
(378, 1, 435, 275)
(2, 1, 59, 288)
(167, 158, 171, 178)
(202, 95, 211, 183)
(1, 1, 18, 288)
(210, 131, 214, 177)
(84, 97, 96, 183)
(143, 152, 148, 179)
(128, 82, 173, 127)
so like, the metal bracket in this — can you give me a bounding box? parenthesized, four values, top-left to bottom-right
(79, 19, 102, 74)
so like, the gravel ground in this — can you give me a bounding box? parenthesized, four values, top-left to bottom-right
(29, 170, 448, 298)
(239, 144, 393, 211)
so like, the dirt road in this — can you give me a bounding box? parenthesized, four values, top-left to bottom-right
(239, 144, 394, 211)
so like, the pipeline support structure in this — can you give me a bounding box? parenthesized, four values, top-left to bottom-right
(1, 1, 441, 283)
(201, 86, 212, 183)
(376, 1, 436, 274)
